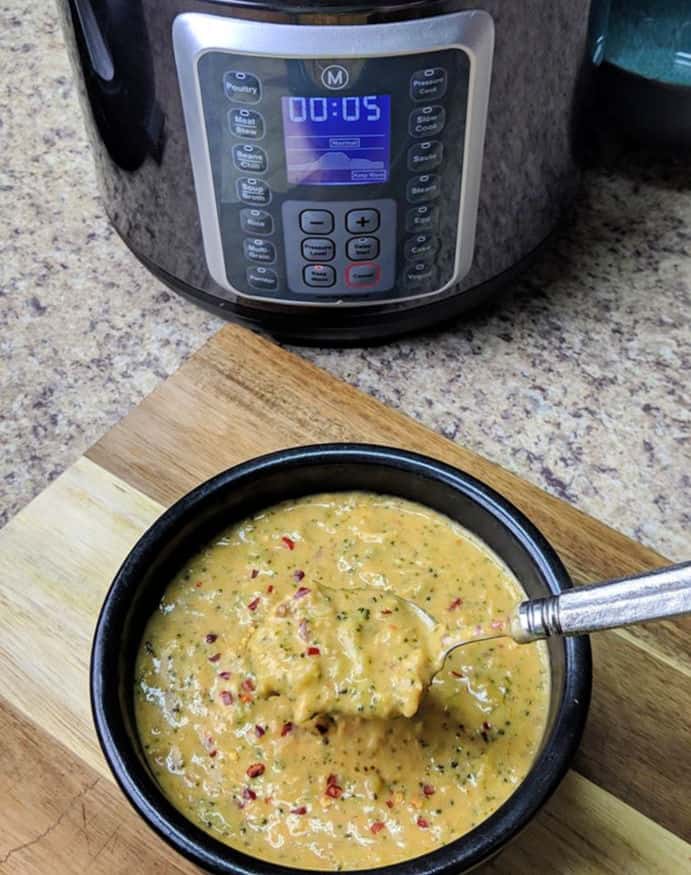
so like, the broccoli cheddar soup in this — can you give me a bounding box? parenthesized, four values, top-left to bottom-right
(135, 493, 550, 870)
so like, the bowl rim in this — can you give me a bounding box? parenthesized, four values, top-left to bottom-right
(91, 443, 592, 875)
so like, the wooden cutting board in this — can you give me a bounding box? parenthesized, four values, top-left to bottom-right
(0, 325, 689, 874)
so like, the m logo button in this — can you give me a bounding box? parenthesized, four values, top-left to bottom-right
(320, 64, 349, 90)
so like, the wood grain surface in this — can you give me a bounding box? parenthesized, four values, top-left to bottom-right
(1, 325, 689, 873)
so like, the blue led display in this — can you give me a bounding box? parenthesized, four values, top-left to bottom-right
(281, 95, 391, 185)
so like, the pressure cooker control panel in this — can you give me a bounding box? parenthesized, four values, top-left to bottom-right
(173, 13, 494, 306)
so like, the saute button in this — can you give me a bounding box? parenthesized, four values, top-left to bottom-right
(243, 238, 276, 263)
(301, 238, 335, 261)
(240, 208, 273, 235)
(410, 67, 448, 101)
(407, 174, 441, 203)
(406, 204, 440, 233)
(300, 210, 334, 234)
(304, 264, 336, 287)
(346, 236, 380, 261)
(404, 233, 439, 260)
(407, 141, 443, 173)
(345, 262, 381, 288)
(346, 209, 380, 234)
(228, 108, 265, 139)
(232, 143, 267, 173)
(237, 177, 271, 205)
(408, 105, 446, 138)
(223, 71, 262, 104)
(247, 266, 278, 292)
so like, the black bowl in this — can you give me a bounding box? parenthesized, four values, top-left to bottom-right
(91, 444, 591, 874)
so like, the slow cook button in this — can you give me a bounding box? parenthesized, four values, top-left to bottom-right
(301, 238, 335, 262)
(345, 262, 381, 289)
(243, 238, 276, 263)
(408, 105, 446, 138)
(407, 174, 440, 203)
(346, 236, 380, 261)
(407, 141, 443, 173)
(228, 108, 265, 139)
(223, 71, 262, 104)
(410, 67, 448, 102)
(406, 204, 440, 233)
(247, 266, 278, 292)
(236, 177, 271, 206)
(304, 264, 336, 288)
(404, 233, 440, 260)
(240, 208, 273, 235)
(232, 143, 267, 173)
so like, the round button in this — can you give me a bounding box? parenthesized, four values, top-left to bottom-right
(404, 234, 439, 260)
(408, 106, 446, 138)
(223, 71, 262, 104)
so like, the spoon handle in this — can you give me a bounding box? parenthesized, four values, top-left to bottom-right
(512, 561, 691, 643)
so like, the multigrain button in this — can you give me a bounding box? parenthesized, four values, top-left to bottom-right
(299, 210, 334, 234)
(346, 236, 380, 261)
(301, 238, 335, 261)
(232, 143, 267, 173)
(223, 71, 262, 104)
(408, 105, 446, 138)
(407, 141, 443, 173)
(243, 238, 276, 263)
(228, 108, 265, 139)
(345, 209, 380, 234)
(410, 67, 448, 101)
(304, 264, 336, 287)
(406, 204, 440, 233)
(237, 177, 271, 205)
(404, 233, 440, 260)
(240, 208, 273, 235)
(406, 174, 441, 203)
(247, 266, 278, 292)
(345, 262, 381, 288)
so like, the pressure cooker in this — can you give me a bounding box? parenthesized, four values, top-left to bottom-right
(58, 1, 593, 342)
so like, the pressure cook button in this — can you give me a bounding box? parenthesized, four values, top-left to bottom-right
(301, 238, 335, 261)
(404, 233, 440, 260)
(240, 208, 273, 235)
(408, 105, 446, 138)
(237, 177, 271, 206)
(406, 204, 440, 233)
(410, 67, 448, 101)
(299, 210, 334, 234)
(304, 264, 336, 287)
(407, 174, 441, 203)
(345, 262, 381, 288)
(247, 266, 278, 292)
(243, 238, 276, 263)
(228, 108, 265, 139)
(345, 209, 380, 234)
(232, 143, 267, 173)
(223, 71, 262, 104)
(346, 236, 380, 261)
(407, 141, 443, 173)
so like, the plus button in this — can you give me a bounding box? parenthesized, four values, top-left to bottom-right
(346, 208, 380, 235)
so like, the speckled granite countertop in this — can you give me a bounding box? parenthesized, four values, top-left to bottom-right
(1, 3, 689, 560)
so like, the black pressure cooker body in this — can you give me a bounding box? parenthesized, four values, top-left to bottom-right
(58, 0, 592, 342)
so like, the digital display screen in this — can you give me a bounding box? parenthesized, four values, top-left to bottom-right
(281, 95, 391, 185)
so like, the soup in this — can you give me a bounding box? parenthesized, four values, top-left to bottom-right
(135, 493, 549, 870)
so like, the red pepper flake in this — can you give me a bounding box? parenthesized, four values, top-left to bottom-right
(294, 586, 311, 599)
(205, 633, 218, 643)
(255, 724, 266, 738)
(291, 806, 307, 815)
(381, 609, 393, 615)
(417, 817, 430, 829)
(298, 619, 310, 641)
(490, 619, 504, 631)
(326, 773, 338, 787)
(246, 763, 265, 778)
(482, 721, 492, 731)
(250, 568, 259, 579)
(267, 584, 274, 593)
(422, 784, 435, 797)
(449, 597, 463, 610)
(241, 677, 255, 692)
(209, 749, 217, 758)
(218, 671, 231, 680)
(281, 536, 295, 550)
(208, 653, 221, 663)
(242, 787, 257, 801)
(325, 784, 343, 799)
(281, 722, 294, 737)
(385, 799, 394, 809)
(370, 821, 385, 835)
(307, 646, 321, 656)
(293, 569, 305, 582)
(451, 671, 464, 679)
(240, 693, 253, 704)
(194, 581, 203, 588)
(220, 690, 234, 706)
(248, 596, 260, 612)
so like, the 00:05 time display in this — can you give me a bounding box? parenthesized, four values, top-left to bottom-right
(285, 95, 383, 123)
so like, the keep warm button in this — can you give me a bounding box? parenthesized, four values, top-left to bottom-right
(406, 174, 440, 204)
